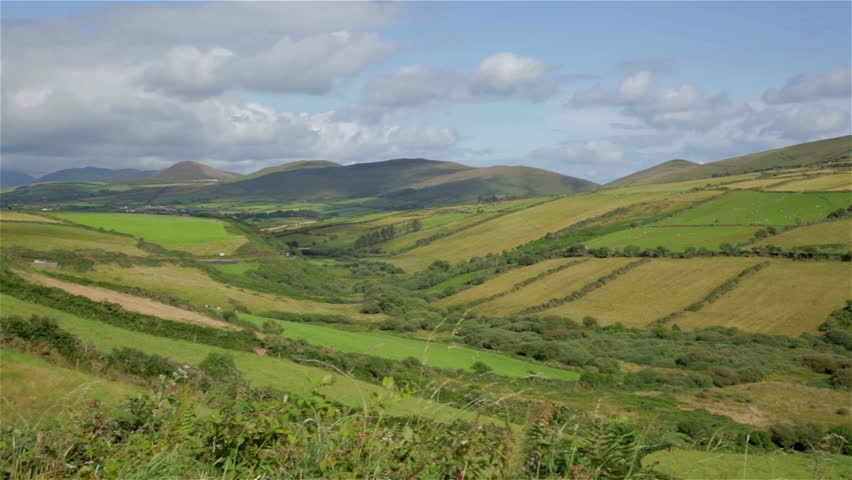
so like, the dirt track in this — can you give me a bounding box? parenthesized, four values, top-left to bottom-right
(18, 271, 238, 330)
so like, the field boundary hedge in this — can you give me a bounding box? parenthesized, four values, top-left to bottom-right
(462, 259, 589, 308)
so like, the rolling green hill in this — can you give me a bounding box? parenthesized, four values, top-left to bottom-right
(236, 160, 341, 181)
(606, 135, 851, 188)
(141, 161, 242, 183)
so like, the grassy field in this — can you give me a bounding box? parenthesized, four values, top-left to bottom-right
(0, 295, 484, 422)
(242, 313, 579, 381)
(63, 263, 372, 320)
(678, 381, 852, 428)
(0, 221, 150, 255)
(475, 258, 635, 316)
(391, 193, 664, 271)
(674, 260, 851, 336)
(209, 261, 261, 276)
(649, 449, 851, 479)
(603, 173, 762, 194)
(768, 172, 852, 192)
(542, 258, 759, 328)
(585, 225, 760, 251)
(0, 211, 60, 223)
(439, 258, 586, 307)
(654, 191, 851, 226)
(49, 212, 248, 255)
(1, 348, 142, 425)
(753, 218, 852, 252)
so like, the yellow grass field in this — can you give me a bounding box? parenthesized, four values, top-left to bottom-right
(475, 258, 634, 316)
(767, 172, 852, 192)
(674, 260, 851, 336)
(68, 263, 374, 320)
(678, 381, 852, 428)
(723, 177, 795, 190)
(753, 218, 851, 252)
(391, 193, 664, 271)
(0, 211, 60, 223)
(438, 258, 587, 307)
(0, 222, 150, 256)
(543, 258, 759, 327)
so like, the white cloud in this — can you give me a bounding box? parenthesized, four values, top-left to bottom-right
(763, 67, 852, 104)
(362, 52, 562, 108)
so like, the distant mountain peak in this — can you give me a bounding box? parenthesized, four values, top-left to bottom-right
(147, 161, 241, 183)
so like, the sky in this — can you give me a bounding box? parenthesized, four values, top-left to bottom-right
(1, 1, 850, 182)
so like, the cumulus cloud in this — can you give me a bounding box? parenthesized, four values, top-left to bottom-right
(362, 52, 562, 108)
(571, 70, 751, 130)
(0, 2, 460, 175)
(618, 57, 677, 75)
(763, 67, 852, 104)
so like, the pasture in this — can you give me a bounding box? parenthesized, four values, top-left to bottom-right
(49, 212, 247, 255)
(0, 211, 59, 223)
(0, 221, 149, 256)
(474, 258, 634, 316)
(439, 258, 586, 307)
(1, 348, 142, 425)
(673, 260, 851, 336)
(64, 263, 371, 320)
(753, 218, 852, 252)
(653, 191, 851, 226)
(649, 449, 851, 480)
(584, 225, 759, 251)
(767, 172, 852, 192)
(242, 314, 579, 381)
(391, 192, 664, 271)
(0, 295, 483, 422)
(542, 258, 758, 328)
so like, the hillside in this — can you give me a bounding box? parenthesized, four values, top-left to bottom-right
(237, 160, 341, 181)
(142, 161, 242, 183)
(607, 135, 851, 188)
(604, 159, 698, 189)
(40, 167, 157, 183)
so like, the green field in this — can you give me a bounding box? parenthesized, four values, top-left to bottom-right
(209, 261, 261, 276)
(391, 192, 664, 271)
(650, 449, 851, 479)
(241, 313, 579, 381)
(675, 260, 851, 336)
(768, 172, 852, 192)
(585, 225, 760, 251)
(1, 348, 142, 425)
(753, 218, 852, 252)
(0, 295, 482, 422)
(49, 212, 247, 255)
(654, 191, 851, 226)
(0, 221, 150, 255)
(543, 258, 758, 328)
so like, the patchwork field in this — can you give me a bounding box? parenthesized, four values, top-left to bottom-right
(1, 348, 142, 425)
(585, 225, 760, 251)
(474, 258, 634, 316)
(49, 212, 248, 255)
(391, 193, 664, 271)
(654, 191, 851, 226)
(542, 258, 759, 328)
(439, 258, 587, 307)
(62, 263, 370, 320)
(0, 221, 149, 256)
(767, 172, 852, 192)
(674, 260, 851, 336)
(753, 218, 852, 252)
(0, 211, 59, 223)
(242, 314, 579, 381)
(0, 295, 482, 422)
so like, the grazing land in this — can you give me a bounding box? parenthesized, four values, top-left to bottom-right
(673, 260, 851, 335)
(585, 225, 760, 251)
(753, 218, 852, 252)
(49, 212, 248, 255)
(0, 221, 149, 255)
(242, 313, 579, 381)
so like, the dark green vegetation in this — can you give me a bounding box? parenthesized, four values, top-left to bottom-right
(39, 167, 157, 183)
(1, 136, 851, 479)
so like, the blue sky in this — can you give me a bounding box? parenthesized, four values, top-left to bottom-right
(1, 1, 850, 182)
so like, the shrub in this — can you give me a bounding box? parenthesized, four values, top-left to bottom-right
(199, 353, 241, 385)
(262, 321, 283, 334)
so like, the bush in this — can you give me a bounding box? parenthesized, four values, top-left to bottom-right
(106, 348, 176, 379)
(199, 353, 241, 384)
(262, 321, 283, 334)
